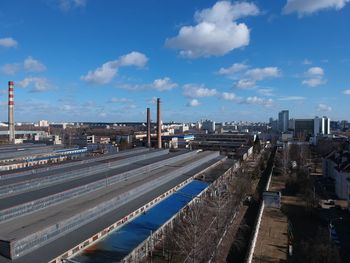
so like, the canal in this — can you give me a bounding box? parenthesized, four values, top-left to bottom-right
(72, 179, 209, 263)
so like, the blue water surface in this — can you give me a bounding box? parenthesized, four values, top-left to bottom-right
(73, 180, 208, 263)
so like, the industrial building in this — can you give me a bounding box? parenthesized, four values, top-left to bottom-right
(0, 147, 224, 262)
(190, 133, 255, 159)
(0, 144, 88, 171)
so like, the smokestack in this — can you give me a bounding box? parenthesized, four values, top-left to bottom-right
(157, 98, 161, 149)
(147, 107, 151, 148)
(8, 81, 15, 143)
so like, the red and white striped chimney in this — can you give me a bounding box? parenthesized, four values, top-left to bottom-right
(8, 81, 15, 143)
(147, 107, 151, 148)
(157, 98, 161, 149)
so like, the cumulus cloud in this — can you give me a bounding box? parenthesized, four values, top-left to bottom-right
(81, 51, 148, 85)
(222, 92, 240, 101)
(118, 77, 177, 92)
(0, 63, 20, 75)
(302, 78, 325, 87)
(306, 66, 324, 76)
(283, 0, 349, 16)
(343, 89, 350, 95)
(187, 99, 200, 107)
(233, 67, 280, 89)
(24, 56, 47, 72)
(0, 37, 18, 48)
(221, 91, 274, 107)
(240, 96, 273, 107)
(165, 1, 259, 58)
(17, 77, 53, 92)
(183, 84, 217, 98)
(1, 56, 47, 75)
(152, 77, 178, 91)
(245, 67, 280, 81)
(118, 52, 149, 67)
(235, 79, 256, 89)
(302, 66, 326, 87)
(218, 62, 248, 76)
(317, 103, 332, 112)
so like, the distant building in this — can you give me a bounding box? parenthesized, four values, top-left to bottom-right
(294, 119, 314, 140)
(38, 120, 49, 127)
(314, 116, 330, 136)
(202, 120, 216, 133)
(278, 110, 289, 132)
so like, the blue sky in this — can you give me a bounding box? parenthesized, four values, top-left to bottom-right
(0, 0, 349, 123)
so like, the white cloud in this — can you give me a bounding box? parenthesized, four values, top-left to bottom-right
(306, 66, 324, 76)
(235, 79, 256, 89)
(165, 1, 259, 58)
(232, 66, 280, 89)
(245, 67, 280, 80)
(81, 51, 148, 85)
(152, 77, 178, 91)
(118, 77, 177, 92)
(317, 103, 332, 112)
(183, 84, 217, 98)
(0, 37, 17, 48)
(17, 77, 53, 92)
(109, 98, 132, 103)
(218, 63, 248, 76)
(302, 78, 326, 87)
(257, 88, 274, 96)
(59, 0, 86, 11)
(187, 99, 200, 107)
(302, 66, 326, 87)
(118, 51, 148, 67)
(222, 92, 239, 101)
(241, 96, 273, 107)
(343, 89, 350, 95)
(278, 96, 306, 101)
(24, 56, 47, 72)
(283, 0, 349, 16)
(1, 56, 46, 75)
(0, 63, 20, 75)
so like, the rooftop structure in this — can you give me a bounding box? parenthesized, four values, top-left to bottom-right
(0, 148, 223, 261)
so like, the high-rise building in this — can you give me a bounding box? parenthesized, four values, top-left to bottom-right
(314, 116, 331, 136)
(202, 120, 215, 133)
(278, 110, 289, 132)
(294, 119, 314, 139)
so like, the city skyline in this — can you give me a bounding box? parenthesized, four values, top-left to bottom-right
(0, 0, 350, 123)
